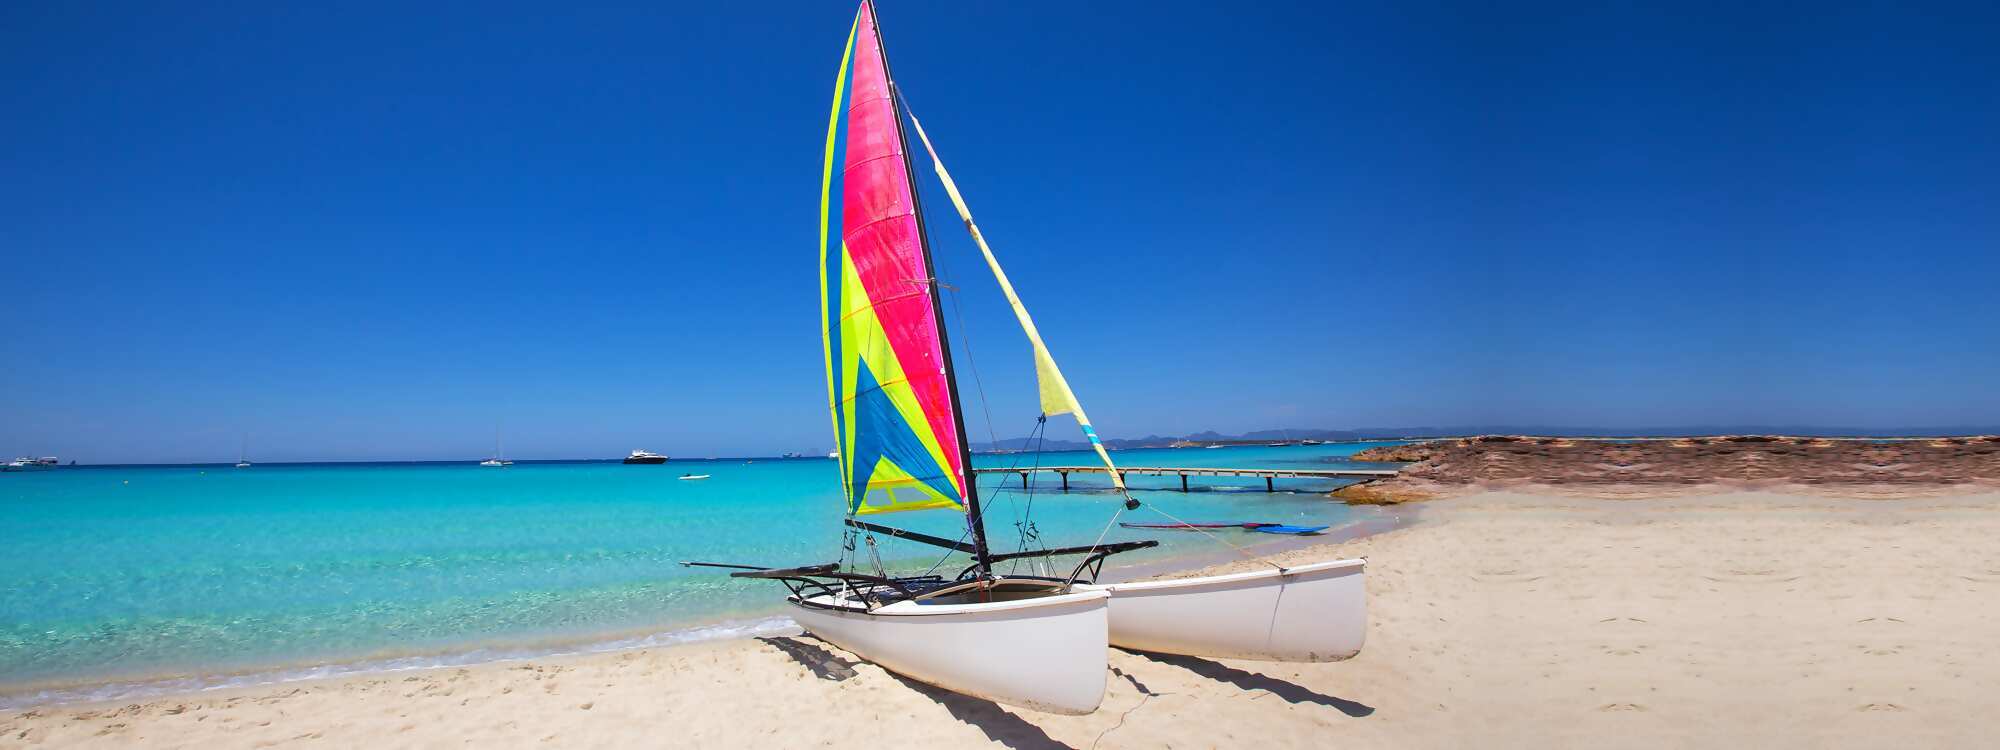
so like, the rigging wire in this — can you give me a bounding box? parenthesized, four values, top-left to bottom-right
(939, 285, 1031, 540)
(918, 527, 973, 579)
(1064, 504, 1128, 587)
(943, 286, 1003, 459)
(1139, 501, 1285, 571)
(864, 533, 888, 578)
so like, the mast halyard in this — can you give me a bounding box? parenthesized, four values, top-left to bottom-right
(868, 0, 993, 577)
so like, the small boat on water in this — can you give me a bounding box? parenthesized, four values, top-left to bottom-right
(678, 473, 710, 481)
(479, 427, 512, 467)
(2, 457, 58, 472)
(623, 450, 669, 464)
(235, 434, 252, 468)
(686, 1, 1365, 713)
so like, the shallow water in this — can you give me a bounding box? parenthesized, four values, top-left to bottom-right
(0, 442, 1407, 707)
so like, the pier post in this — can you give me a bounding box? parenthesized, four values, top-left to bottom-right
(1059, 471, 1069, 491)
(1265, 476, 1274, 492)
(1019, 471, 1030, 488)
(1180, 473, 1189, 492)
(1119, 471, 1127, 486)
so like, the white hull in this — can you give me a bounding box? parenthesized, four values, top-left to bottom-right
(3, 458, 57, 472)
(1082, 558, 1366, 662)
(789, 588, 1110, 714)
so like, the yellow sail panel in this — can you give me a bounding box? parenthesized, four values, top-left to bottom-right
(1034, 344, 1076, 418)
(904, 111, 1125, 491)
(855, 457, 965, 515)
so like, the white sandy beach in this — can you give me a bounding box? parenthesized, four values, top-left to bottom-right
(4, 489, 1996, 748)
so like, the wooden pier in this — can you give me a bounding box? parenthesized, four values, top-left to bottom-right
(971, 465, 1398, 492)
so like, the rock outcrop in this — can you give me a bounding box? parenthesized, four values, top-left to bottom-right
(1335, 435, 2000, 503)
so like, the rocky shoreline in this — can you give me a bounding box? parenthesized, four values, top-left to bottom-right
(1337, 434, 2000, 503)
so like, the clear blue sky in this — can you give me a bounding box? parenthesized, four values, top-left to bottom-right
(3, 2, 1996, 463)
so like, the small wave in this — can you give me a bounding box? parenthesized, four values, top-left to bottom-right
(0, 616, 799, 711)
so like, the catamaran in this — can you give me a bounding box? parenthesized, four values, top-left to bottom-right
(688, 1, 1365, 714)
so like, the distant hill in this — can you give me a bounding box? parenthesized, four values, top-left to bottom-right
(971, 425, 2000, 453)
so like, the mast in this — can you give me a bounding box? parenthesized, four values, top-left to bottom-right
(868, 1, 992, 576)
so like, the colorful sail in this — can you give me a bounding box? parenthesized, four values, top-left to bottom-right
(820, 2, 969, 515)
(905, 112, 1126, 492)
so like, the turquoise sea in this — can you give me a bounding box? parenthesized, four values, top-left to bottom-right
(0, 442, 1411, 708)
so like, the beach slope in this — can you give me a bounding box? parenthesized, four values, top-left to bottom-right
(5, 490, 1996, 748)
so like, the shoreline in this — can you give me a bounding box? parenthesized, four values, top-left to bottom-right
(0, 510, 1418, 712)
(7, 489, 1996, 747)
(0, 617, 803, 713)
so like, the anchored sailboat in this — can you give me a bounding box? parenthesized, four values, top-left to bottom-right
(479, 426, 512, 467)
(688, 1, 1365, 713)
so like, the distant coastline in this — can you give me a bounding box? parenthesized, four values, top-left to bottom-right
(972, 425, 2000, 453)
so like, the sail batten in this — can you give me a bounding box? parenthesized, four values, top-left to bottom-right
(904, 111, 1127, 490)
(822, 2, 972, 515)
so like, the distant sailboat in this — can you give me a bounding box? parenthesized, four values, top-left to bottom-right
(479, 427, 512, 467)
(235, 434, 252, 468)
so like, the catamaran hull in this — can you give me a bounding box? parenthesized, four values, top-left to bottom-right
(1083, 558, 1366, 662)
(788, 589, 1110, 714)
